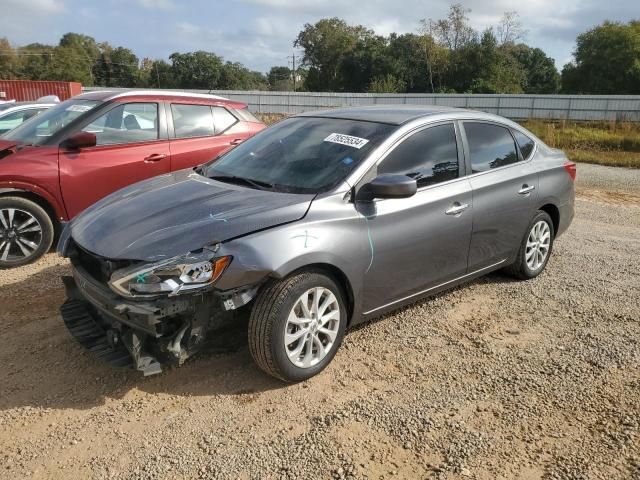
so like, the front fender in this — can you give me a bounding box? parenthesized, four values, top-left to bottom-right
(0, 183, 67, 221)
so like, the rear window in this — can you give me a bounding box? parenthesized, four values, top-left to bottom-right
(212, 107, 237, 133)
(513, 130, 536, 160)
(232, 107, 260, 123)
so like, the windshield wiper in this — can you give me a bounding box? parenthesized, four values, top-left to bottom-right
(209, 174, 274, 191)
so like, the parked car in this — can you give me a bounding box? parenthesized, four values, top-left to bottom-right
(58, 106, 575, 381)
(0, 90, 265, 268)
(0, 98, 57, 134)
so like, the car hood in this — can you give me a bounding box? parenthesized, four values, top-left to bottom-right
(69, 169, 315, 261)
(0, 139, 21, 158)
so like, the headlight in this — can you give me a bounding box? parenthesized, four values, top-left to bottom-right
(109, 250, 232, 298)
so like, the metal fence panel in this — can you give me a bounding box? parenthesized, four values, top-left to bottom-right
(82, 88, 640, 121)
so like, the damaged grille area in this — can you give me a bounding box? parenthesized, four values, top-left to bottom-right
(71, 242, 137, 284)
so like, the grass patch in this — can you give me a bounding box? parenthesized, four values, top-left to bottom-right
(521, 120, 640, 168)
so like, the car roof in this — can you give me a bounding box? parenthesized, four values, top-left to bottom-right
(0, 103, 55, 113)
(296, 105, 501, 126)
(75, 90, 246, 109)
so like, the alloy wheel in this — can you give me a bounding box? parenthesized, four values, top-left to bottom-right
(284, 287, 341, 368)
(525, 220, 551, 271)
(0, 208, 43, 262)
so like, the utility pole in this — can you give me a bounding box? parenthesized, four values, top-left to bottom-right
(287, 53, 297, 92)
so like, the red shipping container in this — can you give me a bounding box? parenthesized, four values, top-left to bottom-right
(0, 80, 82, 102)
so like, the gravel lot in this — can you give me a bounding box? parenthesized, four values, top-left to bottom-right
(1, 163, 638, 480)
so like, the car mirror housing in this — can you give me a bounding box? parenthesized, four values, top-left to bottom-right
(357, 174, 417, 201)
(61, 131, 97, 150)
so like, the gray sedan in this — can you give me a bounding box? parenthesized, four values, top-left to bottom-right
(59, 106, 575, 381)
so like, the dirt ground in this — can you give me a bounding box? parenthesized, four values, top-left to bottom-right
(0, 163, 639, 480)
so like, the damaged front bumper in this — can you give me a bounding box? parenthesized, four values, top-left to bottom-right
(60, 259, 247, 376)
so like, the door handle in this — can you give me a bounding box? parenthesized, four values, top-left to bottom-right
(143, 153, 167, 163)
(518, 184, 535, 195)
(230, 138, 243, 146)
(445, 202, 469, 216)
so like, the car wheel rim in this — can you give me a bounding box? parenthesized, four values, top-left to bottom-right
(525, 220, 551, 271)
(284, 287, 340, 369)
(0, 208, 43, 262)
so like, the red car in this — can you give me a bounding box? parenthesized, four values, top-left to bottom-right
(0, 90, 265, 268)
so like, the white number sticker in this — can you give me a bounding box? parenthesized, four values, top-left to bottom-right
(324, 133, 369, 149)
(66, 104, 92, 113)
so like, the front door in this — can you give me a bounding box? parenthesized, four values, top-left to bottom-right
(59, 102, 170, 218)
(360, 122, 473, 314)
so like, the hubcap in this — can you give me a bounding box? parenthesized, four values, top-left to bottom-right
(525, 220, 551, 271)
(0, 208, 43, 262)
(284, 287, 340, 369)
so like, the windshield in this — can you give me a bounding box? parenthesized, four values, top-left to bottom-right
(3, 99, 101, 145)
(203, 117, 394, 194)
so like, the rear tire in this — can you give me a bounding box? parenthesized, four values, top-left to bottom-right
(504, 210, 554, 280)
(248, 271, 347, 382)
(0, 197, 54, 269)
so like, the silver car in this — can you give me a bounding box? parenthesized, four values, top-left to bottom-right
(58, 106, 575, 381)
(0, 100, 56, 135)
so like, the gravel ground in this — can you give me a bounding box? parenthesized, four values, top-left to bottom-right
(0, 163, 638, 480)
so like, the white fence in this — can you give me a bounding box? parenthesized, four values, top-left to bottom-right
(83, 88, 640, 121)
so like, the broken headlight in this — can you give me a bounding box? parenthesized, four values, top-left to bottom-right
(109, 250, 231, 298)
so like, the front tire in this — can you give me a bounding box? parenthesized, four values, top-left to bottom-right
(505, 210, 555, 280)
(248, 271, 347, 382)
(0, 197, 54, 269)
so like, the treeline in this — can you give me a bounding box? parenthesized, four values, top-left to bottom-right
(0, 4, 638, 94)
(0, 33, 269, 90)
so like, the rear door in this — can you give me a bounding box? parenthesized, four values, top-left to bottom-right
(168, 104, 241, 171)
(59, 101, 170, 218)
(361, 122, 473, 313)
(462, 121, 539, 271)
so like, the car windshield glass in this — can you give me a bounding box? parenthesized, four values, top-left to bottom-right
(3, 99, 101, 145)
(203, 117, 394, 193)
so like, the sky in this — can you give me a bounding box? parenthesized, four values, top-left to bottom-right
(1, 0, 638, 73)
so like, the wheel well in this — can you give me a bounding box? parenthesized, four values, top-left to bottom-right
(0, 191, 60, 235)
(539, 203, 559, 234)
(284, 263, 355, 325)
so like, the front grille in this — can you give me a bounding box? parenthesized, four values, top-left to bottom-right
(71, 242, 135, 284)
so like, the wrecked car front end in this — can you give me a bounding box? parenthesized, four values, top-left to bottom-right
(56, 168, 315, 375)
(60, 242, 252, 375)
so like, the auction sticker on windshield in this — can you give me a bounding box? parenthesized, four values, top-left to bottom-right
(324, 133, 370, 149)
(66, 104, 93, 112)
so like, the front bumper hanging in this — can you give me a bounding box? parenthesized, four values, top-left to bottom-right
(60, 269, 235, 376)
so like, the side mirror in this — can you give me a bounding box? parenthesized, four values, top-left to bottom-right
(357, 174, 417, 201)
(60, 131, 96, 150)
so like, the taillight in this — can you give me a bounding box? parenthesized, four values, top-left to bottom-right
(564, 161, 576, 181)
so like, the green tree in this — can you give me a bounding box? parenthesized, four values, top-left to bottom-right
(0, 37, 20, 79)
(15, 43, 56, 80)
(268, 66, 293, 91)
(470, 30, 525, 93)
(169, 51, 224, 89)
(368, 74, 406, 93)
(561, 20, 640, 94)
(294, 17, 374, 91)
(95, 44, 140, 87)
(511, 44, 559, 93)
(219, 62, 268, 90)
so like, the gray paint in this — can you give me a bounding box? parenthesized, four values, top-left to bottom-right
(64, 106, 575, 325)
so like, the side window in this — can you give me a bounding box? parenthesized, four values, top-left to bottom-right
(172, 104, 214, 138)
(0, 110, 29, 132)
(378, 123, 459, 188)
(464, 122, 519, 173)
(212, 106, 237, 134)
(82, 102, 158, 146)
(513, 130, 536, 160)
